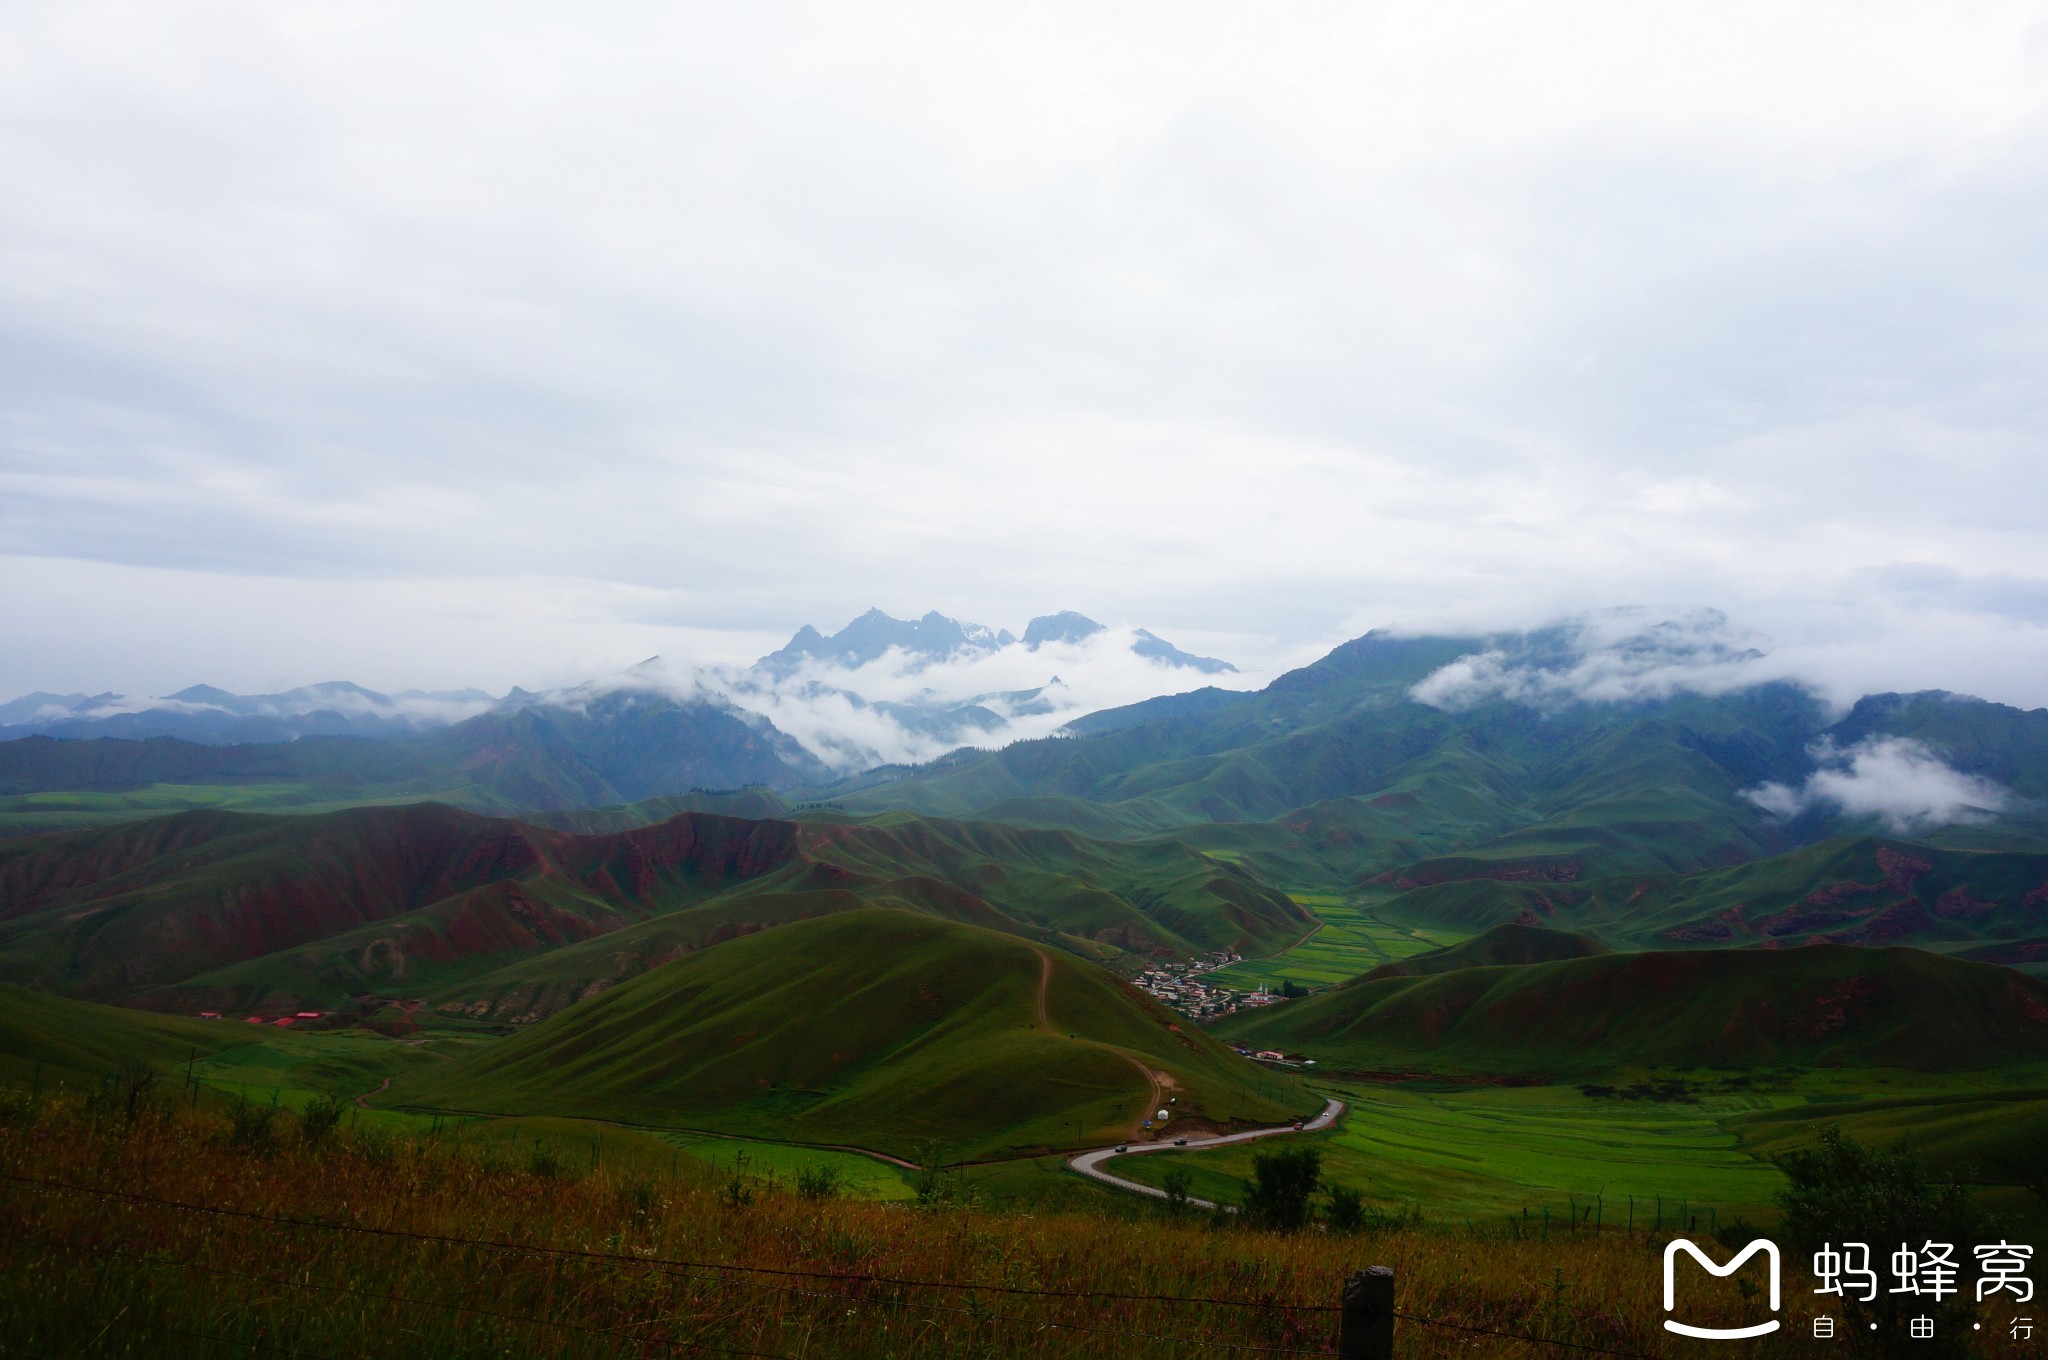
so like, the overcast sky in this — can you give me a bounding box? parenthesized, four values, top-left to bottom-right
(5, 2, 2048, 708)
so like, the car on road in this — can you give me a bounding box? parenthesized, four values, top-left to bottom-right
(1173, 1137, 1187, 1146)
(1114, 1144, 1127, 1153)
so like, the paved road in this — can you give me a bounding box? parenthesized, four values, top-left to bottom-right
(1066, 1097, 1345, 1210)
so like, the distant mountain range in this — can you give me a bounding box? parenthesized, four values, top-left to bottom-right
(8, 613, 2048, 969)
(753, 607, 1233, 678)
(0, 608, 1234, 767)
(0, 681, 497, 744)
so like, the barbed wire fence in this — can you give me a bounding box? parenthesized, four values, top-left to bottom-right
(2, 1170, 1672, 1359)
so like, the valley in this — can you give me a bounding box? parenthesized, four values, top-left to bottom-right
(6, 619, 2048, 1357)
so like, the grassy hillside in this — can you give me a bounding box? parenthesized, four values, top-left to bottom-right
(393, 908, 1311, 1159)
(823, 636, 1831, 882)
(3, 1091, 1791, 1360)
(0, 803, 1306, 1013)
(0, 982, 251, 1086)
(1216, 943, 2048, 1075)
(1372, 835, 2048, 955)
(1358, 921, 1610, 981)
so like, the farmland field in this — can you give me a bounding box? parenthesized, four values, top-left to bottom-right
(1204, 892, 1467, 990)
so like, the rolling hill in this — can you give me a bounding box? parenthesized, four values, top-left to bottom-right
(0, 982, 251, 1086)
(0, 686, 829, 832)
(390, 908, 1311, 1159)
(1368, 836, 2048, 956)
(1357, 921, 1611, 981)
(1216, 944, 2048, 1076)
(0, 803, 1309, 1015)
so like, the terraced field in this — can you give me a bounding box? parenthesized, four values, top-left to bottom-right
(1204, 893, 1467, 990)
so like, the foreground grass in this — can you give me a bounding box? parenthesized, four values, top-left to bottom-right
(8, 1084, 2033, 1358)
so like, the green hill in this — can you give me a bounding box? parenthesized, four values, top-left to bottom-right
(0, 982, 251, 1086)
(391, 909, 1311, 1159)
(1359, 921, 1610, 981)
(0, 803, 1307, 1015)
(1217, 944, 2048, 1076)
(1371, 836, 2048, 955)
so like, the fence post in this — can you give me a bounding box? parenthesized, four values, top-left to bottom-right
(1338, 1266, 1394, 1360)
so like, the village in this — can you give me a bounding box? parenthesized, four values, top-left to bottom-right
(1130, 949, 1291, 1023)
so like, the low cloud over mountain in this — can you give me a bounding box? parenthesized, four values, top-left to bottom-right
(1406, 609, 1777, 712)
(684, 609, 1244, 772)
(1744, 736, 2013, 834)
(0, 609, 1244, 776)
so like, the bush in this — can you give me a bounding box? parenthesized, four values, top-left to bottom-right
(1241, 1146, 1320, 1233)
(527, 1142, 567, 1180)
(1162, 1168, 1195, 1217)
(228, 1099, 278, 1154)
(796, 1163, 842, 1202)
(1774, 1128, 1987, 1358)
(299, 1094, 347, 1147)
(1326, 1183, 1365, 1234)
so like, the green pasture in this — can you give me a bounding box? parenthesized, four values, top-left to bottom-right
(1098, 1068, 2048, 1229)
(1105, 1080, 1789, 1223)
(1205, 893, 1466, 990)
(650, 1132, 917, 1201)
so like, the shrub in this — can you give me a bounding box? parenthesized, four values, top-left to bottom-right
(527, 1142, 567, 1180)
(1326, 1184, 1365, 1234)
(1161, 1169, 1194, 1217)
(1773, 1128, 1987, 1358)
(1241, 1146, 1320, 1233)
(228, 1099, 278, 1154)
(796, 1163, 842, 1202)
(299, 1094, 347, 1147)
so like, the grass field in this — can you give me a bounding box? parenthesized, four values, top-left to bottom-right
(1205, 891, 1468, 990)
(653, 1130, 918, 1200)
(1107, 1079, 1787, 1222)
(1105, 1068, 2048, 1233)
(20, 1081, 2020, 1359)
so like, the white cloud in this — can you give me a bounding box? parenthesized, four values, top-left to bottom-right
(553, 628, 1261, 773)
(1744, 736, 2011, 833)
(1407, 609, 1784, 711)
(4, 4, 2048, 706)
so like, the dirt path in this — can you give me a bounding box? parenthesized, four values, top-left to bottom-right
(1067, 1098, 1346, 1210)
(356, 1077, 391, 1109)
(1031, 945, 1165, 1136)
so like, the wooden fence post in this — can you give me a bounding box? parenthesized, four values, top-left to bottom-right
(1338, 1266, 1394, 1360)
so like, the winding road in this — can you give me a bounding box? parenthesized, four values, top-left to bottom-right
(1067, 1097, 1345, 1210)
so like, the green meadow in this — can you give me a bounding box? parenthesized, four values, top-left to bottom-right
(1205, 892, 1467, 990)
(653, 1132, 917, 1200)
(1106, 1079, 1786, 1222)
(1105, 1068, 2048, 1232)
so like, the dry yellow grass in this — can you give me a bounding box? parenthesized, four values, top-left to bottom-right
(0, 1084, 2029, 1358)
